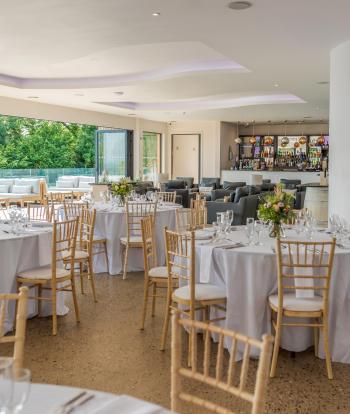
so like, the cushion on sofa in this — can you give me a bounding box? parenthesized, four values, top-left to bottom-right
(0, 184, 9, 193)
(59, 176, 79, 188)
(57, 180, 75, 189)
(78, 181, 92, 189)
(223, 181, 246, 190)
(12, 185, 32, 194)
(78, 176, 94, 183)
(14, 179, 41, 194)
(165, 180, 186, 190)
(176, 177, 194, 188)
(200, 177, 220, 189)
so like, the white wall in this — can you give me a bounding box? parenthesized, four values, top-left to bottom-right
(239, 122, 329, 136)
(0, 95, 168, 179)
(167, 120, 221, 180)
(220, 122, 239, 170)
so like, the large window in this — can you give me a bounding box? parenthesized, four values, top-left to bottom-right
(140, 132, 161, 181)
(95, 129, 133, 181)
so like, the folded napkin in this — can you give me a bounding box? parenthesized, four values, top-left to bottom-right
(195, 230, 212, 240)
(91, 395, 169, 414)
(31, 221, 52, 228)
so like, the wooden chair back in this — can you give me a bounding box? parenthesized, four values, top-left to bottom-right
(52, 219, 79, 281)
(125, 201, 157, 242)
(164, 228, 196, 318)
(0, 287, 28, 369)
(141, 215, 157, 273)
(191, 207, 207, 229)
(49, 191, 74, 203)
(157, 192, 177, 203)
(63, 201, 88, 220)
(171, 311, 274, 414)
(276, 238, 336, 312)
(79, 208, 96, 255)
(27, 203, 51, 222)
(190, 193, 206, 209)
(176, 208, 207, 231)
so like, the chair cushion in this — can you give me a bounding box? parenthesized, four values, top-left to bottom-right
(62, 250, 89, 260)
(173, 284, 226, 301)
(14, 179, 41, 194)
(268, 293, 323, 312)
(149, 266, 168, 278)
(12, 185, 32, 194)
(17, 266, 70, 280)
(166, 180, 186, 190)
(0, 185, 9, 193)
(120, 236, 143, 244)
(57, 180, 74, 189)
(222, 181, 246, 190)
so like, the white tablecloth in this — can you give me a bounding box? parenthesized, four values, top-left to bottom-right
(22, 383, 173, 413)
(195, 227, 350, 363)
(0, 225, 68, 332)
(93, 205, 179, 275)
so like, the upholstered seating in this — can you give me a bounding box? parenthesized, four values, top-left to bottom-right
(268, 293, 323, 312)
(148, 266, 168, 278)
(173, 284, 226, 301)
(17, 266, 71, 280)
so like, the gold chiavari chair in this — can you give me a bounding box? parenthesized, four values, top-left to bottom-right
(64, 200, 109, 274)
(171, 311, 274, 414)
(175, 208, 207, 232)
(121, 201, 157, 280)
(0, 287, 28, 369)
(156, 191, 177, 203)
(190, 193, 207, 209)
(140, 216, 170, 330)
(49, 191, 74, 203)
(160, 228, 226, 351)
(27, 203, 51, 222)
(63, 208, 97, 301)
(269, 237, 336, 379)
(16, 219, 80, 336)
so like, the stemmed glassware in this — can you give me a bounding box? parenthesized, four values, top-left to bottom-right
(254, 220, 264, 246)
(245, 217, 255, 245)
(0, 358, 13, 413)
(7, 368, 31, 414)
(225, 210, 234, 232)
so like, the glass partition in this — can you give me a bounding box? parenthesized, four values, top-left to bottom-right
(140, 132, 161, 181)
(95, 129, 133, 182)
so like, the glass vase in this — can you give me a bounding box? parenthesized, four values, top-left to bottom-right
(269, 222, 284, 238)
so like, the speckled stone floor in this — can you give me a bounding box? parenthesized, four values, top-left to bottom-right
(5, 272, 350, 413)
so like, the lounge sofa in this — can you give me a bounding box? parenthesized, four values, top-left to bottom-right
(164, 180, 189, 207)
(0, 178, 46, 206)
(50, 175, 95, 193)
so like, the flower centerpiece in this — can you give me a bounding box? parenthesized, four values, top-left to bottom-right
(110, 177, 132, 206)
(258, 184, 295, 237)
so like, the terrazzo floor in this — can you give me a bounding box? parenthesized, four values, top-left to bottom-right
(6, 272, 350, 413)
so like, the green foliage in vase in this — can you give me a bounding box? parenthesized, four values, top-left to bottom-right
(110, 178, 133, 198)
(258, 184, 295, 224)
(0, 115, 96, 169)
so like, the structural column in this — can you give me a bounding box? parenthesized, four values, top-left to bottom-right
(329, 40, 350, 217)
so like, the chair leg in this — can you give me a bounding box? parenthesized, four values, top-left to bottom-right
(79, 262, 84, 294)
(38, 285, 42, 317)
(270, 312, 282, 378)
(51, 285, 57, 336)
(87, 257, 97, 303)
(140, 279, 150, 330)
(151, 283, 157, 317)
(160, 290, 172, 351)
(314, 324, 319, 357)
(70, 277, 80, 323)
(122, 244, 129, 280)
(104, 241, 109, 274)
(323, 319, 333, 379)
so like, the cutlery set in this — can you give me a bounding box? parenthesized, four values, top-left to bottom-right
(55, 391, 95, 414)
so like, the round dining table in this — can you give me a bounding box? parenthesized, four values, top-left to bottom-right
(0, 222, 68, 333)
(21, 383, 173, 413)
(93, 203, 180, 275)
(194, 226, 350, 363)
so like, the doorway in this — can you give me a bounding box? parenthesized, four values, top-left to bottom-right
(171, 134, 201, 183)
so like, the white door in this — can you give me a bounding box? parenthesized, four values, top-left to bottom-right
(172, 134, 200, 183)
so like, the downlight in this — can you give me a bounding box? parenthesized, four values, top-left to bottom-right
(228, 1, 252, 10)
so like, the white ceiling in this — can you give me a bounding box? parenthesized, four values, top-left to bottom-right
(0, 0, 349, 123)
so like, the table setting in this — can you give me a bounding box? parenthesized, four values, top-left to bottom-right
(0, 357, 172, 414)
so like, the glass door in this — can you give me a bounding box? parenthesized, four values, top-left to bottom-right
(140, 132, 161, 181)
(95, 129, 133, 182)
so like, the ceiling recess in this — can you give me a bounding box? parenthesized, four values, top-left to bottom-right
(228, 1, 252, 10)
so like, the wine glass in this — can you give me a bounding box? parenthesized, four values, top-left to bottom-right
(226, 210, 234, 230)
(254, 220, 264, 246)
(0, 357, 13, 413)
(7, 368, 31, 414)
(211, 221, 219, 242)
(246, 217, 255, 245)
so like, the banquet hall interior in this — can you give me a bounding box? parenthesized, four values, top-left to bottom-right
(0, 1, 349, 413)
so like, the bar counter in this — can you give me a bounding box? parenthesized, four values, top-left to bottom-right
(221, 170, 321, 184)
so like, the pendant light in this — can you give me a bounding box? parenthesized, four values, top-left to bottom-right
(234, 121, 242, 144)
(281, 121, 289, 146)
(249, 121, 256, 145)
(317, 124, 325, 146)
(299, 120, 307, 145)
(264, 120, 273, 145)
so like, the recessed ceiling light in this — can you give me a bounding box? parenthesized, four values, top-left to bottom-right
(227, 1, 252, 10)
(128, 113, 136, 116)
(74, 93, 84, 96)
(274, 83, 279, 88)
(317, 81, 330, 85)
(152, 12, 160, 16)
(303, 116, 312, 119)
(27, 96, 39, 99)
(114, 91, 124, 95)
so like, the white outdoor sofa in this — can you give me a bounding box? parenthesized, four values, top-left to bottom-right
(47, 175, 95, 197)
(0, 178, 47, 206)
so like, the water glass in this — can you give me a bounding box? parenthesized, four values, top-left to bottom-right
(254, 220, 264, 246)
(0, 358, 13, 413)
(7, 368, 31, 413)
(294, 217, 305, 235)
(226, 210, 234, 230)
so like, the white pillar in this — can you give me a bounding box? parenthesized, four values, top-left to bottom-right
(329, 40, 350, 217)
